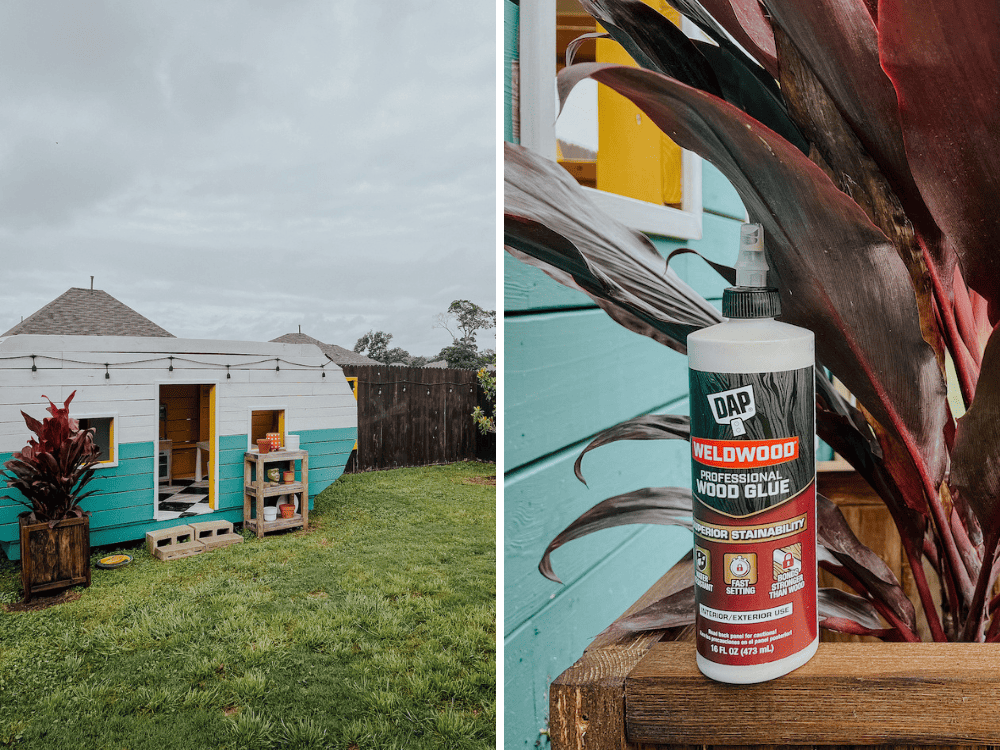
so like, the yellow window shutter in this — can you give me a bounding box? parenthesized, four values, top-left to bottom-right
(595, 1, 683, 206)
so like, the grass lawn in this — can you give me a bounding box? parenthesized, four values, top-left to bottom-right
(0, 461, 496, 750)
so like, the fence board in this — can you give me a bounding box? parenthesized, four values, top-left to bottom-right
(341, 365, 494, 472)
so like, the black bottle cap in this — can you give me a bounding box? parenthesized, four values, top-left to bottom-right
(722, 287, 782, 318)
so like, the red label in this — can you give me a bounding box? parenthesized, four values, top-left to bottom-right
(692, 436, 799, 469)
(693, 484, 817, 667)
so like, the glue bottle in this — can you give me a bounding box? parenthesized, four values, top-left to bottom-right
(687, 223, 817, 683)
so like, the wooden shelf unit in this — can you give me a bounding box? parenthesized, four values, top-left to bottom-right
(243, 449, 309, 538)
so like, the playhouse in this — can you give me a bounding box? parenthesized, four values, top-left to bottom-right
(0, 334, 358, 559)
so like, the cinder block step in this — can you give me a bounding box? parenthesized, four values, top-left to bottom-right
(189, 520, 243, 551)
(146, 525, 205, 561)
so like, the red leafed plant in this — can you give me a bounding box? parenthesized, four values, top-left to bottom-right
(2, 391, 101, 526)
(505, 0, 1000, 641)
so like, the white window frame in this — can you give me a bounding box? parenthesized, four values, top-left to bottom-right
(76, 412, 119, 469)
(518, 0, 703, 240)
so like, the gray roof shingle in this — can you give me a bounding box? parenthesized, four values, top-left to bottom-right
(3, 288, 174, 337)
(269, 332, 380, 366)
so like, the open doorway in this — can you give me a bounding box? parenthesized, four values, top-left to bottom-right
(158, 383, 216, 520)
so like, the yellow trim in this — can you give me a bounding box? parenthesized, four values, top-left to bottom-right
(107, 418, 115, 463)
(593, 1, 682, 205)
(346, 376, 359, 451)
(208, 385, 216, 510)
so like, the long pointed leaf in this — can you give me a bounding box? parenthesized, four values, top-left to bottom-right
(539, 487, 693, 583)
(574, 414, 690, 484)
(878, 1, 1000, 318)
(505, 144, 723, 354)
(555, 62, 948, 491)
(600, 585, 890, 635)
(579, 0, 723, 96)
(766, 0, 930, 236)
(951, 325, 1000, 546)
(672, 0, 778, 79)
(818, 587, 885, 632)
(817, 493, 916, 632)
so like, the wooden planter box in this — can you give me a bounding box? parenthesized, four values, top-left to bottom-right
(19, 514, 91, 602)
(548, 559, 1000, 749)
(548, 473, 1000, 749)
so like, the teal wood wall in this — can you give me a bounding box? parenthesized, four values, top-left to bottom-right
(503, 3, 749, 747)
(0, 426, 356, 559)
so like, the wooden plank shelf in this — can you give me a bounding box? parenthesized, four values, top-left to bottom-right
(244, 514, 306, 535)
(243, 482, 304, 497)
(243, 449, 309, 538)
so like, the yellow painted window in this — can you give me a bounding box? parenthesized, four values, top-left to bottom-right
(555, 0, 683, 207)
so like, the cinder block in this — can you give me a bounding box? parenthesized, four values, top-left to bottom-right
(146, 525, 205, 561)
(189, 520, 243, 551)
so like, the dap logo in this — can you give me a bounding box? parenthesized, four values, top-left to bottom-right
(707, 384, 756, 436)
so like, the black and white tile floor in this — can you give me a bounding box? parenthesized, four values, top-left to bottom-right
(158, 479, 212, 520)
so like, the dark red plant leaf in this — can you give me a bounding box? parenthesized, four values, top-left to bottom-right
(817, 493, 917, 632)
(818, 587, 884, 631)
(539, 486, 693, 583)
(878, 1, 1000, 317)
(505, 144, 723, 354)
(609, 585, 696, 632)
(575, 0, 807, 152)
(665, 248, 736, 285)
(596, 585, 890, 636)
(566, 31, 611, 67)
(556, 62, 948, 491)
(579, 0, 723, 97)
(951, 325, 1000, 547)
(692, 40, 808, 154)
(574, 414, 690, 484)
(681, 0, 778, 79)
(766, 0, 934, 244)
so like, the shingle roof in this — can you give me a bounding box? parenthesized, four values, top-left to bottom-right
(269, 332, 380, 366)
(2, 288, 174, 337)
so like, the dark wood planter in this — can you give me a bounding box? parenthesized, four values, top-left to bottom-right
(18, 513, 91, 602)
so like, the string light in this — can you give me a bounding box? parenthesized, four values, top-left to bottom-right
(30, 355, 36, 372)
(104, 364, 110, 380)
(168, 356, 174, 372)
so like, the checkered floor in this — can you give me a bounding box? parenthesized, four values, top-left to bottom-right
(158, 479, 212, 521)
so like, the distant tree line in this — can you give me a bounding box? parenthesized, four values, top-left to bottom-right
(353, 299, 495, 370)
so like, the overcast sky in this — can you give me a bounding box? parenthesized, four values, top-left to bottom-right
(0, 1, 495, 358)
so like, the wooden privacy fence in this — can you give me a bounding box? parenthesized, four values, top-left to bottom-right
(341, 365, 495, 472)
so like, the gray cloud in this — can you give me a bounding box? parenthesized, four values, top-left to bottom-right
(0, 1, 495, 357)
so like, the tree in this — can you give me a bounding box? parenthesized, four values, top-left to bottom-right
(353, 330, 392, 363)
(435, 300, 497, 370)
(435, 300, 496, 347)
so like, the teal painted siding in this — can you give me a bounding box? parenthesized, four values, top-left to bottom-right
(504, 0, 519, 144)
(0, 426, 357, 560)
(502, 5, 757, 748)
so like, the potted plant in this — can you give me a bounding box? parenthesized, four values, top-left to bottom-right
(506, 0, 1000, 646)
(2, 391, 101, 601)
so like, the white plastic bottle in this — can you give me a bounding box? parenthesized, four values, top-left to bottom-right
(687, 224, 817, 683)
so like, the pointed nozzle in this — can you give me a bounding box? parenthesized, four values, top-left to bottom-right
(735, 223, 768, 288)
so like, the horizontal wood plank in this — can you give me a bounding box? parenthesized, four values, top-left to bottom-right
(625, 642, 1000, 746)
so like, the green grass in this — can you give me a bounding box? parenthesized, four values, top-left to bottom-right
(0, 461, 496, 750)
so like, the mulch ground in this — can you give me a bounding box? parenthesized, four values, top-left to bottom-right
(464, 476, 496, 486)
(4, 590, 81, 613)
